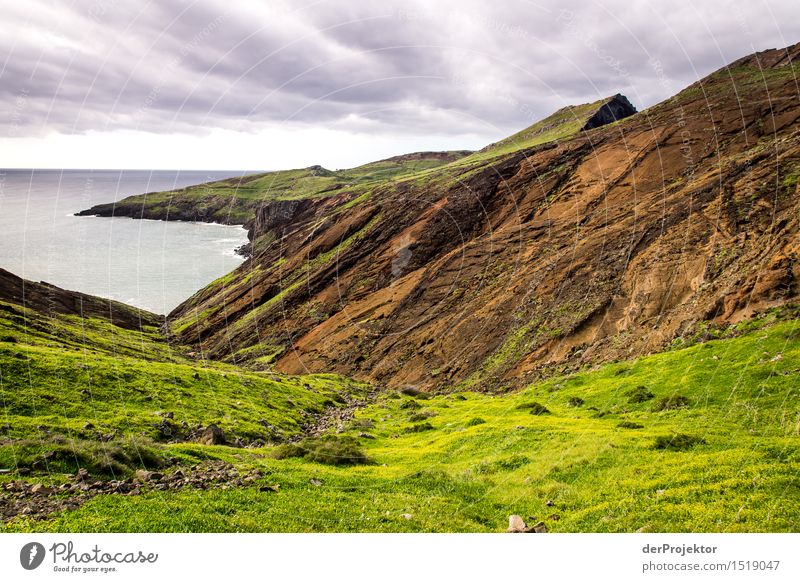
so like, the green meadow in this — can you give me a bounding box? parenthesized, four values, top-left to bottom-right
(2, 301, 797, 532)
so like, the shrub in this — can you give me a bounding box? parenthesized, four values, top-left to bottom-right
(404, 422, 435, 433)
(272, 436, 372, 466)
(400, 386, 431, 399)
(5, 438, 164, 477)
(517, 402, 550, 415)
(408, 411, 436, 422)
(399, 399, 422, 410)
(653, 434, 705, 451)
(567, 396, 584, 407)
(652, 394, 691, 411)
(465, 417, 486, 427)
(271, 443, 306, 460)
(626, 386, 654, 403)
(617, 421, 644, 429)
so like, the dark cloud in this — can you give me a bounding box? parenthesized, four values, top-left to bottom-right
(1, 0, 798, 140)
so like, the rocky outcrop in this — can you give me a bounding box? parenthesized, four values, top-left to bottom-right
(581, 94, 636, 130)
(75, 195, 258, 227)
(251, 199, 311, 240)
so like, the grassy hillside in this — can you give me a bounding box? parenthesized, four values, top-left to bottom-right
(3, 310, 797, 532)
(75, 152, 470, 226)
(0, 298, 367, 478)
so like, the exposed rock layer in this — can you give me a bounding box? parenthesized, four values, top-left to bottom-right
(0, 268, 162, 330)
(105, 45, 800, 390)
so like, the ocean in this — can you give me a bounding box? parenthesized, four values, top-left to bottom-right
(0, 169, 252, 315)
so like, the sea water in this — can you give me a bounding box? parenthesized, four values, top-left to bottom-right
(0, 169, 252, 315)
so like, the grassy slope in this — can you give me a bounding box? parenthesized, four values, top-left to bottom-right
(4, 312, 797, 532)
(0, 300, 367, 476)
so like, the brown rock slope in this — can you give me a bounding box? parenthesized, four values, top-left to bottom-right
(0, 268, 162, 330)
(170, 43, 800, 390)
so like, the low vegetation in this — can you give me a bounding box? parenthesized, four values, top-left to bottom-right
(2, 314, 797, 533)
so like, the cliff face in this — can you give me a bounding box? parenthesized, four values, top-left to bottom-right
(168, 44, 800, 390)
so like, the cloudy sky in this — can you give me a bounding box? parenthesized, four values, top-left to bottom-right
(1, 0, 798, 170)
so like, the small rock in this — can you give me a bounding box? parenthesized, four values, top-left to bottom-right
(197, 424, 226, 445)
(507, 514, 526, 532)
(30, 483, 52, 494)
(771, 353, 783, 362)
(532, 521, 548, 533)
(259, 484, 280, 492)
(75, 468, 89, 481)
(400, 513, 413, 520)
(358, 432, 375, 439)
(545, 500, 555, 507)
(83, 422, 95, 430)
(548, 514, 561, 521)
(309, 478, 323, 487)
(134, 469, 162, 482)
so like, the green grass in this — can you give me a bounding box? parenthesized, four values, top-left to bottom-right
(3, 316, 798, 532)
(0, 303, 368, 477)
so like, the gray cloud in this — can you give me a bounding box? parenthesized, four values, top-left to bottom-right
(1, 0, 798, 141)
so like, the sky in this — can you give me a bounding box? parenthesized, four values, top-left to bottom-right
(1, 0, 798, 171)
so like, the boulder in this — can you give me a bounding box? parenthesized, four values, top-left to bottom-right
(197, 424, 226, 445)
(507, 514, 526, 532)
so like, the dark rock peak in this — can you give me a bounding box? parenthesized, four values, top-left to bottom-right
(581, 94, 637, 131)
